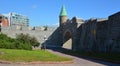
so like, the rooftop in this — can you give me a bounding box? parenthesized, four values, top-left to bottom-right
(59, 5, 68, 16)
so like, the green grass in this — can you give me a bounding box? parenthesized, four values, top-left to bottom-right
(0, 49, 72, 62)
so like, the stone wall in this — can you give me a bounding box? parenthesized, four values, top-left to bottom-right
(95, 20, 108, 52)
(62, 17, 84, 51)
(42, 12, 120, 53)
(107, 12, 120, 52)
(78, 19, 96, 52)
(1, 11, 120, 53)
(1, 26, 58, 48)
(76, 12, 120, 53)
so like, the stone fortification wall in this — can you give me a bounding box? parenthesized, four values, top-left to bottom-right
(77, 12, 120, 53)
(1, 26, 58, 47)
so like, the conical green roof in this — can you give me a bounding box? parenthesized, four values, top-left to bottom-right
(59, 5, 68, 16)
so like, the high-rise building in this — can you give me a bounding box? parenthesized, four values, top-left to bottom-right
(8, 12, 29, 27)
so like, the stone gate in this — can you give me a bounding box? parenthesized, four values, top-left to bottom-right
(43, 5, 120, 53)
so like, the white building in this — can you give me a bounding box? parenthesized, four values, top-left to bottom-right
(7, 12, 29, 27)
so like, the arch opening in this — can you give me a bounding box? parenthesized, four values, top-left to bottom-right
(63, 31, 72, 50)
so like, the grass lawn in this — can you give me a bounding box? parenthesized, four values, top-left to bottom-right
(0, 49, 72, 62)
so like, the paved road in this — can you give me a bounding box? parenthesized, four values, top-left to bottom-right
(0, 50, 120, 66)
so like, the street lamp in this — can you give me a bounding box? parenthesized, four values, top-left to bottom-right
(43, 35, 47, 50)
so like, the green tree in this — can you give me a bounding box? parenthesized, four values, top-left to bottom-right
(0, 33, 39, 50)
(16, 33, 40, 48)
(43, 26, 48, 31)
(30, 37, 40, 47)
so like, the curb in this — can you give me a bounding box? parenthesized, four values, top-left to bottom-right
(0, 60, 73, 64)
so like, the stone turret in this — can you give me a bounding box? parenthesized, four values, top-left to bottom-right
(59, 5, 68, 27)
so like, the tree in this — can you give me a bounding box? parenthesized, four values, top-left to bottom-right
(0, 33, 40, 50)
(16, 33, 32, 50)
(30, 37, 40, 47)
(16, 33, 40, 48)
(43, 26, 48, 31)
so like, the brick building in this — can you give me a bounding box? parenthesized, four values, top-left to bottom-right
(0, 14, 9, 27)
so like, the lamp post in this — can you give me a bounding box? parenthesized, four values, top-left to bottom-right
(43, 35, 47, 50)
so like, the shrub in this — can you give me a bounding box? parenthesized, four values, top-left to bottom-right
(0, 33, 16, 49)
(16, 33, 40, 48)
(0, 33, 39, 50)
(30, 37, 40, 47)
(0, 33, 34, 50)
(16, 43, 32, 50)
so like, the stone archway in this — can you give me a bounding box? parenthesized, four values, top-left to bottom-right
(63, 30, 72, 50)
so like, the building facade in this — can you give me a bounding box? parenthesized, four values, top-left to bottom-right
(0, 13, 29, 30)
(0, 14, 9, 27)
(8, 12, 29, 27)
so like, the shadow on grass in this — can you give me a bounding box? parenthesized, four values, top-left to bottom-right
(47, 47, 120, 66)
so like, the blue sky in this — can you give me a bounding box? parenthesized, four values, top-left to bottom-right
(0, 0, 120, 26)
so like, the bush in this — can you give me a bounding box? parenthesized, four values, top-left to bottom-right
(0, 33, 16, 49)
(16, 33, 30, 43)
(0, 33, 38, 50)
(16, 33, 40, 48)
(30, 37, 40, 47)
(43, 26, 48, 31)
(17, 43, 32, 50)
